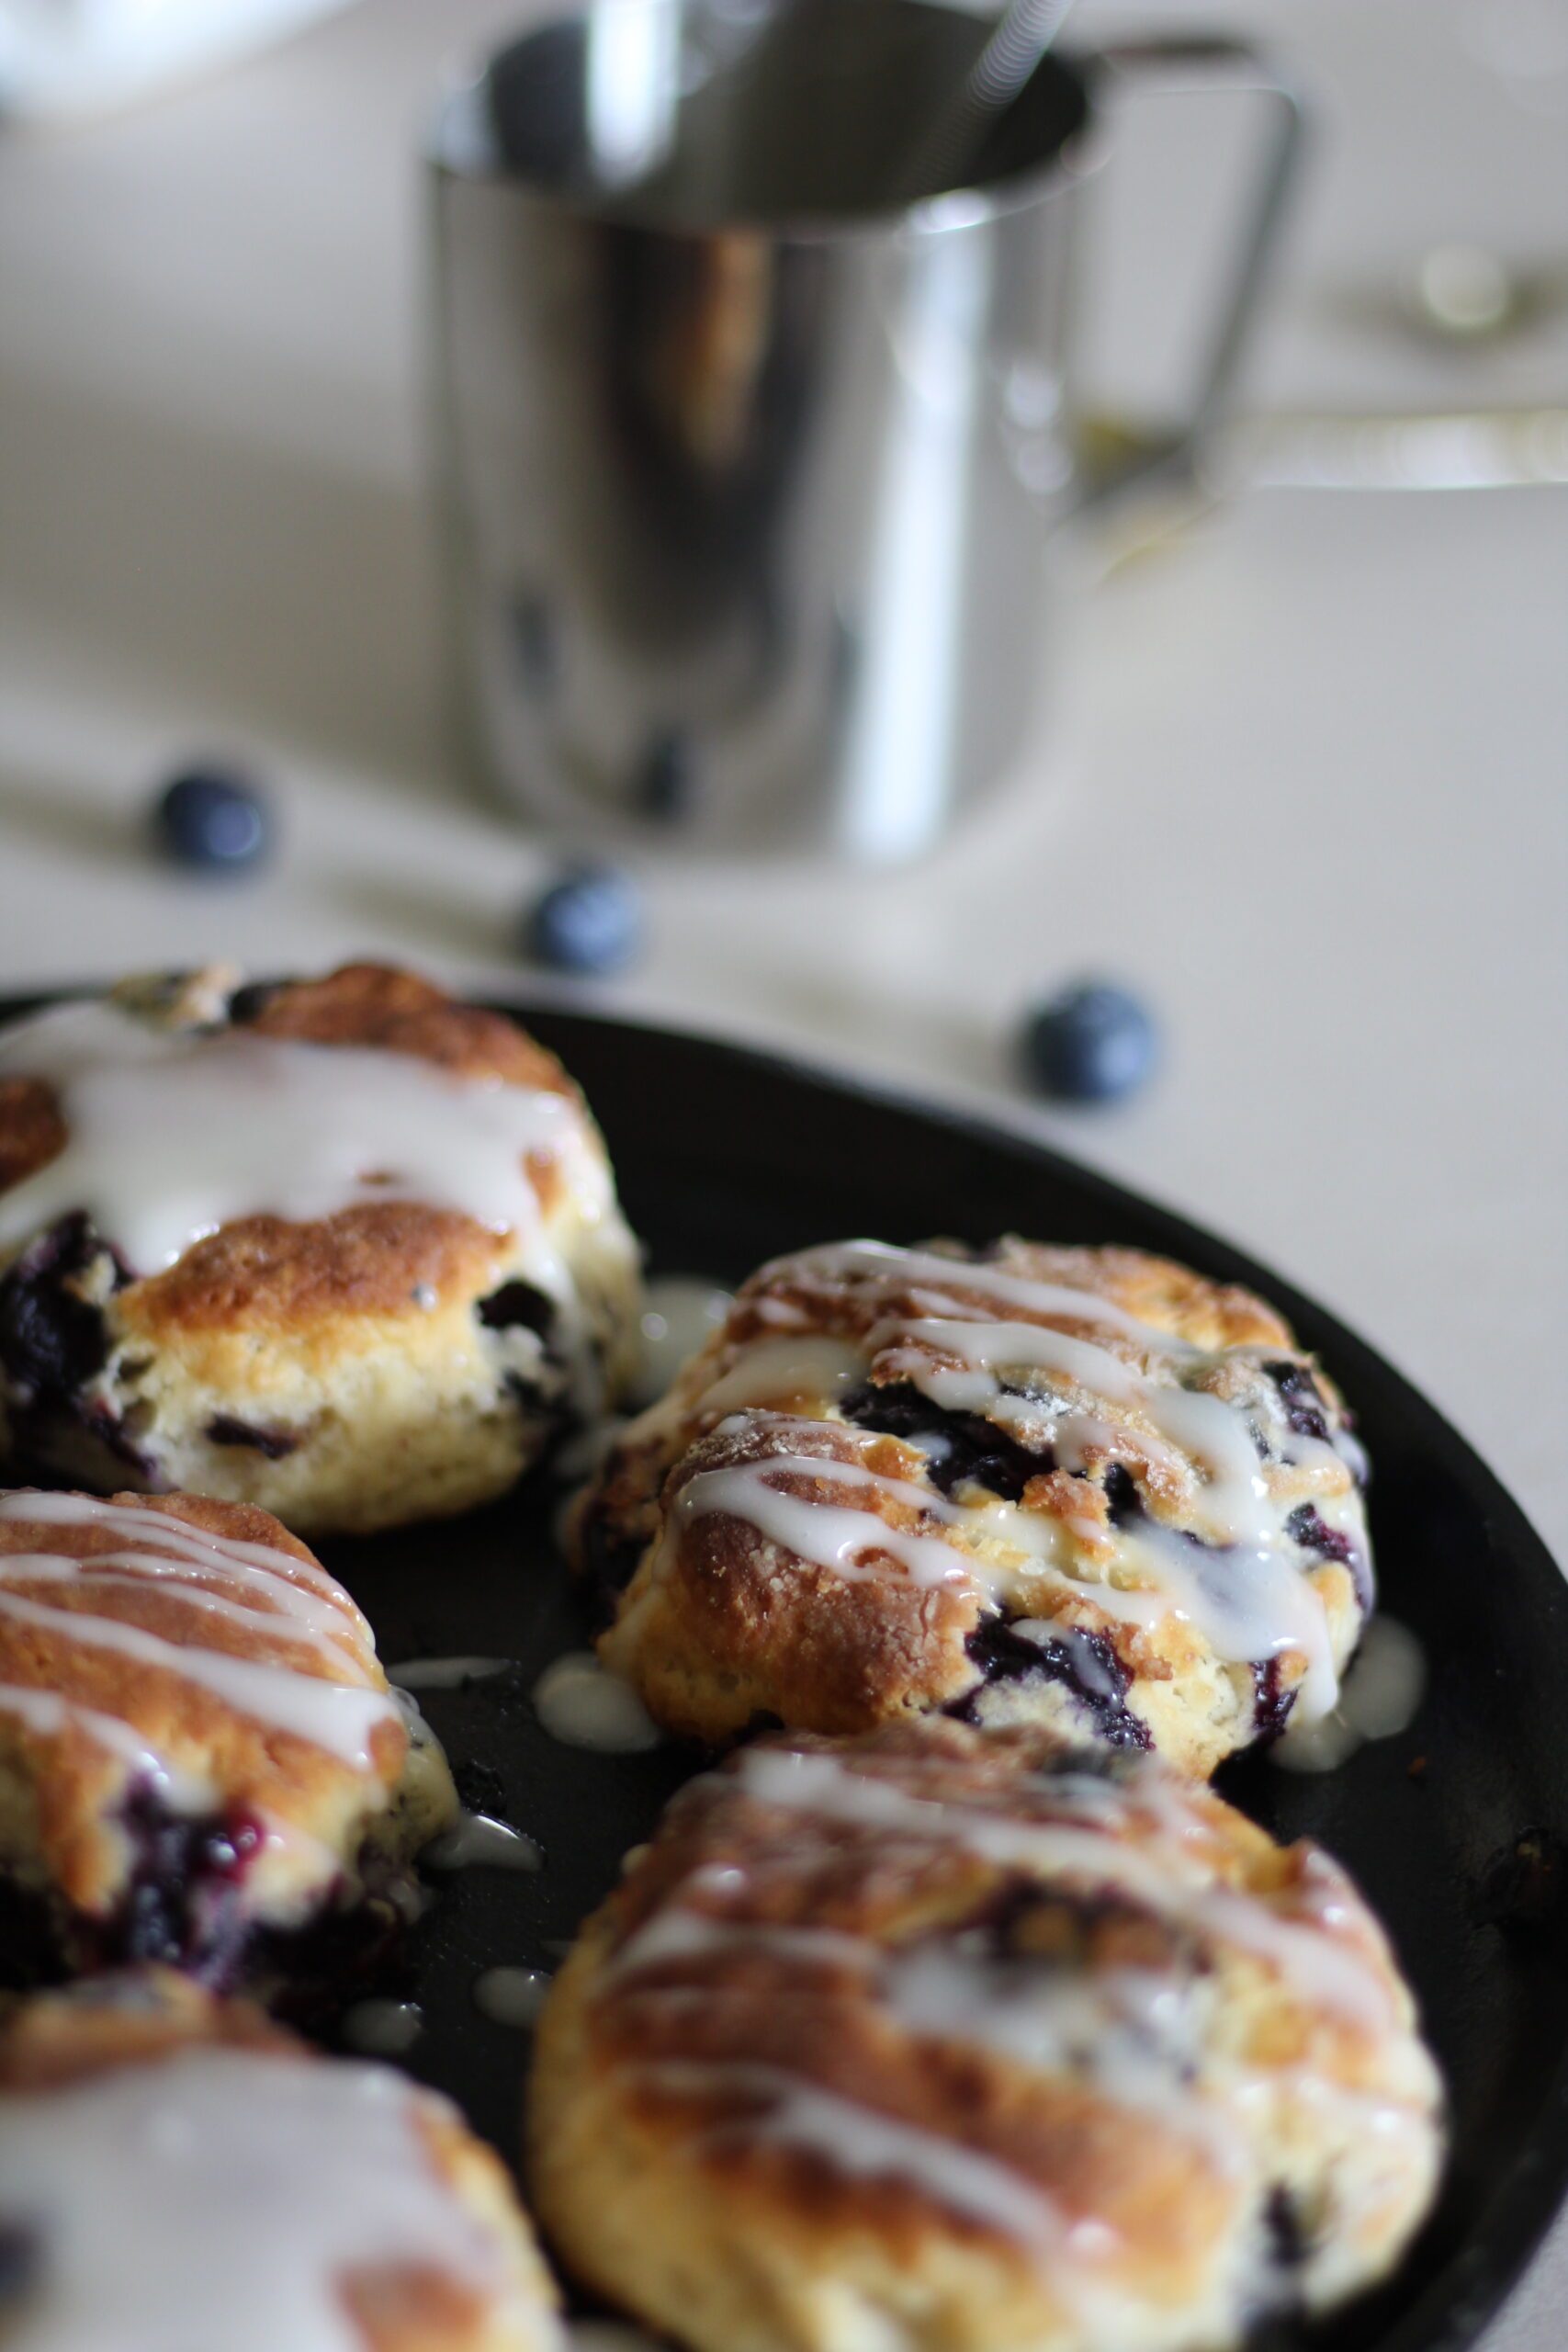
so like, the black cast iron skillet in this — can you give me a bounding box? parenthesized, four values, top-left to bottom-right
(10, 995, 1568, 2351)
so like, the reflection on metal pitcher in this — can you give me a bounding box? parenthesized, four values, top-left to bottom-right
(430, 0, 1302, 860)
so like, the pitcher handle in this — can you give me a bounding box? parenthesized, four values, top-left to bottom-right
(1074, 34, 1308, 505)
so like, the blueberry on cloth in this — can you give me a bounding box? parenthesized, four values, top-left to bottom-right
(1021, 980, 1157, 1103)
(524, 866, 642, 976)
(152, 768, 271, 874)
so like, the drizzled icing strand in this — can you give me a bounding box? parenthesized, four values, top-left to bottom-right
(0, 1679, 204, 1806)
(0, 2048, 514, 2352)
(0, 1592, 395, 1768)
(0, 1492, 398, 1782)
(770, 1241, 1201, 1355)
(730, 1747, 1395, 2028)
(650, 2060, 1068, 2251)
(0, 1491, 366, 1622)
(614, 1905, 1235, 2173)
(677, 1452, 971, 1591)
(0, 997, 597, 1280)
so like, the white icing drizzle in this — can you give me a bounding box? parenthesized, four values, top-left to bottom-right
(1120, 1522, 1340, 1721)
(735, 1747, 1208, 1912)
(473, 1965, 555, 2028)
(649, 2059, 1067, 2254)
(628, 1277, 735, 1408)
(0, 1591, 393, 1769)
(774, 1241, 1198, 1354)
(340, 1998, 425, 2056)
(1272, 1617, 1427, 1774)
(609, 1906, 876, 1984)
(0, 1492, 373, 1659)
(0, 2047, 514, 2352)
(610, 1898, 1234, 2161)
(695, 1337, 869, 1418)
(730, 1747, 1393, 2029)
(882, 1943, 1241, 2168)
(1338, 1617, 1426, 1738)
(423, 1810, 542, 1871)
(878, 1315, 1145, 1411)
(0, 1492, 397, 1773)
(0, 1679, 206, 1807)
(532, 1652, 662, 1752)
(676, 1453, 971, 1591)
(0, 996, 601, 1286)
(680, 1244, 1371, 1724)
(388, 1656, 513, 1690)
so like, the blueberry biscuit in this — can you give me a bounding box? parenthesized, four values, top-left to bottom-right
(528, 1719, 1443, 2352)
(0, 1968, 564, 2350)
(575, 1238, 1371, 1775)
(0, 1487, 456, 1989)
(0, 964, 642, 1533)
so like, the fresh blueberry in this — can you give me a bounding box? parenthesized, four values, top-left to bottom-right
(152, 768, 271, 874)
(524, 865, 642, 976)
(1021, 979, 1157, 1103)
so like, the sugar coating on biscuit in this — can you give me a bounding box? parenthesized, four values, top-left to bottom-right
(529, 1721, 1444, 2352)
(0, 1487, 456, 1983)
(0, 965, 642, 1534)
(0, 1969, 563, 2351)
(577, 1238, 1372, 1775)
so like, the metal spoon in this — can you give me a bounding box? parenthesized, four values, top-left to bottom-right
(893, 0, 1080, 202)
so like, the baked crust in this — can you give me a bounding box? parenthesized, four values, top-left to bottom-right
(576, 1238, 1372, 1774)
(236, 965, 575, 1091)
(0, 966, 642, 1533)
(528, 1721, 1444, 2352)
(0, 1487, 456, 1987)
(0, 1970, 563, 2352)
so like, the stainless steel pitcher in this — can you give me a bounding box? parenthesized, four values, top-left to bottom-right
(429, 0, 1302, 862)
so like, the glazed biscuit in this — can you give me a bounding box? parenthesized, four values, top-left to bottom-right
(0, 1969, 563, 2351)
(0, 1487, 456, 1990)
(0, 964, 641, 1533)
(576, 1238, 1372, 1775)
(529, 1720, 1443, 2352)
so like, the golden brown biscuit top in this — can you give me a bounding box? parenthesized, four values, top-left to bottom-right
(576, 1723, 1438, 2295)
(0, 1971, 535, 2352)
(0, 1488, 405, 1908)
(232, 964, 574, 1095)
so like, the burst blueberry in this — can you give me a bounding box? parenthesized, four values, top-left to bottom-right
(152, 767, 271, 874)
(1021, 979, 1157, 1103)
(524, 865, 642, 975)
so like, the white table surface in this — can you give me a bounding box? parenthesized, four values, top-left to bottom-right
(0, 1, 1564, 2342)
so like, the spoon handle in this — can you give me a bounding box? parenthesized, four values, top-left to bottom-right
(895, 0, 1078, 201)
